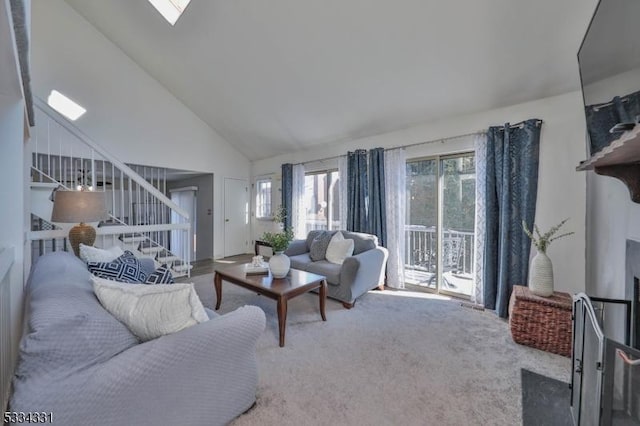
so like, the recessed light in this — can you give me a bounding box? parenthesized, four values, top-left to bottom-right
(47, 90, 86, 121)
(147, 0, 192, 26)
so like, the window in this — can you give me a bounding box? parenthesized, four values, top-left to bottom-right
(303, 170, 340, 234)
(255, 178, 272, 219)
(47, 90, 86, 121)
(147, 0, 192, 25)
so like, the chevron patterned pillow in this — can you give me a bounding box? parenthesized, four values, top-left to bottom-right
(87, 251, 148, 283)
(145, 264, 175, 284)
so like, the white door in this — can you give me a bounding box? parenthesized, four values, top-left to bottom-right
(170, 187, 197, 262)
(224, 178, 249, 257)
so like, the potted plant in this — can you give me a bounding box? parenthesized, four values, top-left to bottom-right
(261, 228, 295, 253)
(522, 218, 574, 296)
(261, 208, 295, 278)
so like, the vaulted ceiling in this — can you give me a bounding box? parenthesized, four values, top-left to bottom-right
(64, 0, 597, 161)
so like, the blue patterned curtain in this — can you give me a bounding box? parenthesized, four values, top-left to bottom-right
(483, 120, 541, 318)
(368, 148, 386, 246)
(347, 150, 368, 233)
(585, 89, 640, 154)
(281, 163, 293, 230)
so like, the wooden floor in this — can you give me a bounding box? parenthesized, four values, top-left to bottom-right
(189, 254, 253, 277)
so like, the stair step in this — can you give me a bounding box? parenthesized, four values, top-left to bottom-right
(121, 236, 146, 243)
(30, 182, 60, 189)
(138, 254, 159, 261)
(140, 246, 163, 254)
(157, 255, 179, 263)
(172, 264, 193, 273)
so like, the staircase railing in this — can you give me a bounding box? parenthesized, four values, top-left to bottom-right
(1, 247, 15, 414)
(28, 98, 192, 277)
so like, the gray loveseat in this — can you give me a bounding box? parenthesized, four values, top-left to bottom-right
(285, 230, 388, 308)
(10, 251, 265, 426)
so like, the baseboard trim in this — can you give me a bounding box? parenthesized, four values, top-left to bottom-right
(460, 301, 485, 311)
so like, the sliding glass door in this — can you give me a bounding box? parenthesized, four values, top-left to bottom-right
(405, 153, 476, 298)
(406, 159, 438, 289)
(441, 154, 476, 296)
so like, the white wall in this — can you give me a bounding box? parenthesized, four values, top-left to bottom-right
(252, 91, 588, 295)
(0, 0, 28, 407)
(0, 96, 27, 338)
(30, 0, 251, 259)
(586, 173, 640, 296)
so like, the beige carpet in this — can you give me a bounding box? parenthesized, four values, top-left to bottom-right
(187, 273, 571, 426)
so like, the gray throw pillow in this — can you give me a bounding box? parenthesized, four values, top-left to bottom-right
(309, 231, 333, 261)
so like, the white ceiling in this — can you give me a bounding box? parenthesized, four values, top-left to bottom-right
(64, 0, 597, 161)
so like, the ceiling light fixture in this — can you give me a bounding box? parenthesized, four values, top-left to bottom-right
(47, 90, 86, 121)
(147, 0, 192, 26)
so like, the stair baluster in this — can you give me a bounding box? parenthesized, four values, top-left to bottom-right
(28, 99, 192, 277)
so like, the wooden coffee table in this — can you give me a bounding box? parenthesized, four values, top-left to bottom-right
(214, 264, 327, 347)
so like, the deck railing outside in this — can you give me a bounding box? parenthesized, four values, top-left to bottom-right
(302, 221, 475, 279)
(305, 219, 340, 233)
(404, 225, 474, 275)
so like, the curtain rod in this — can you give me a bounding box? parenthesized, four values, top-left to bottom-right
(293, 130, 486, 166)
(386, 130, 486, 152)
(291, 119, 543, 166)
(295, 154, 345, 166)
(493, 119, 543, 130)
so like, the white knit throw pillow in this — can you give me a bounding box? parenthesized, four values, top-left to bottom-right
(325, 232, 355, 264)
(80, 243, 124, 263)
(92, 276, 209, 341)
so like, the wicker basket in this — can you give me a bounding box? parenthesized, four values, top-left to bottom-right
(508, 285, 572, 357)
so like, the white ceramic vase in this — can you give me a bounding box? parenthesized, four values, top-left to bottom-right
(529, 251, 554, 297)
(269, 251, 290, 278)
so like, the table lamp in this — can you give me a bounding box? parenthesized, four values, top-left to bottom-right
(51, 189, 107, 257)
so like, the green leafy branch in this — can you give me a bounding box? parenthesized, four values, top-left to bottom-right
(522, 218, 574, 254)
(261, 228, 295, 252)
(272, 206, 287, 227)
(262, 206, 294, 252)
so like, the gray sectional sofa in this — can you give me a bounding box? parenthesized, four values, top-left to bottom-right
(285, 230, 388, 308)
(10, 251, 265, 426)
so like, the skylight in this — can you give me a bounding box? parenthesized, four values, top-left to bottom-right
(47, 90, 86, 121)
(148, 0, 192, 26)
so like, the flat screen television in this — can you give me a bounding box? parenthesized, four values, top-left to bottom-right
(578, 0, 640, 156)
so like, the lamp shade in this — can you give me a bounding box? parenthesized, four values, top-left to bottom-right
(51, 190, 107, 223)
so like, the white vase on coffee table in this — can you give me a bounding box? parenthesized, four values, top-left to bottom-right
(269, 251, 290, 278)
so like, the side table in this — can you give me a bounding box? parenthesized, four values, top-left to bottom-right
(254, 240, 272, 256)
(508, 285, 573, 357)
